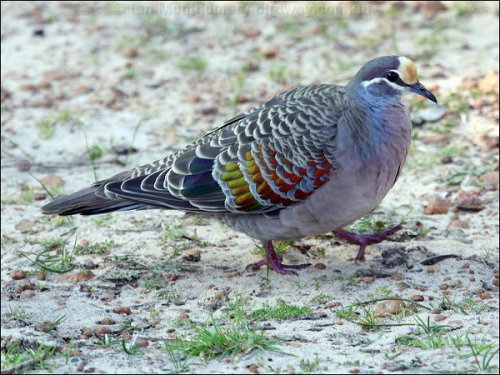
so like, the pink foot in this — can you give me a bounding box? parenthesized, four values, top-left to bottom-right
(246, 241, 311, 275)
(332, 224, 403, 261)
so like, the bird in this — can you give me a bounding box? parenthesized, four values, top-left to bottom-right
(42, 55, 437, 275)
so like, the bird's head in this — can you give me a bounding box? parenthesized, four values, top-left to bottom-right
(348, 56, 437, 103)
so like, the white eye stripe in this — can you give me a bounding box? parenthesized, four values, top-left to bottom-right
(362, 77, 405, 91)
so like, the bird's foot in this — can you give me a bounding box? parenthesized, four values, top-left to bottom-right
(246, 241, 311, 275)
(332, 224, 404, 261)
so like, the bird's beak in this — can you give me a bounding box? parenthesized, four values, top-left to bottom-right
(408, 81, 437, 103)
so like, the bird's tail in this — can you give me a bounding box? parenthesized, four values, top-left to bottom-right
(41, 186, 145, 216)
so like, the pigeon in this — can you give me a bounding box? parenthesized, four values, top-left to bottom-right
(42, 55, 437, 275)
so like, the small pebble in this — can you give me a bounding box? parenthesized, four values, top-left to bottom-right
(100, 317, 116, 325)
(479, 171, 499, 188)
(37, 80, 52, 89)
(381, 246, 408, 267)
(178, 312, 190, 321)
(40, 174, 65, 188)
(455, 191, 483, 211)
(439, 284, 449, 290)
(412, 104, 447, 123)
(314, 262, 326, 270)
(411, 1, 448, 17)
(235, 94, 250, 103)
(167, 274, 180, 281)
(200, 107, 218, 115)
(480, 292, 492, 299)
(425, 196, 451, 215)
(79, 239, 90, 248)
(247, 364, 260, 374)
(34, 192, 47, 200)
(182, 249, 202, 262)
(441, 155, 453, 164)
(426, 266, 435, 273)
(82, 330, 93, 339)
(95, 326, 111, 335)
(33, 28, 45, 37)
(431, 308, 442, 314)
(243, 28, 261, 38)
(15, 219, 35, 232)
(20, 290, 35, 299)
(19, 279, 33, 291)
(113, 307, 132, 315)
(19, 83, 37, 91)
(101, 293, 116, 301)
(213, 293, 224, 300)
(411, 295, 425, 302)
(245, 60, 260, 72)
(10, 270, 27, 280)
(16, 159, 32, 171)
(260, 45, 277, 58)
(65, 271, 95, 282)
(135, 337, 149, 348)
(391, 273, 404, 280)
(449, 219, 470, 229)
(325, 301, 341, 308)
(374, 300, 406, 316)
(122, 47, 138, 58)
(434, 315, 447, 322)
(478, 71, 499, 93)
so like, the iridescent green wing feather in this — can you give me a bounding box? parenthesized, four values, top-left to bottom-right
(102, 84, 343, 214)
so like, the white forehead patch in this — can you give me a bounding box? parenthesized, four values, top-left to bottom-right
(397, 56, 418, 84)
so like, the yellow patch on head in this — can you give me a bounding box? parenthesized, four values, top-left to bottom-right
(397, 56, 418, 84)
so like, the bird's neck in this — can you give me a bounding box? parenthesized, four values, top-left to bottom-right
(344, 92, 412, 161)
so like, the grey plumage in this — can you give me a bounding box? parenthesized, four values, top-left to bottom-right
(42, 55, 436, 274)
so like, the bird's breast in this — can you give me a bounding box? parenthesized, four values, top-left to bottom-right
(280, 103, 413, 234)
(222, 103, 413, 241)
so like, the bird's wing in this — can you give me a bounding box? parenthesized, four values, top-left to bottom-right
(98, 84, 344, 214)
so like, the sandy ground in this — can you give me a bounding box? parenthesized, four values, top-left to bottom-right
(1, 1, 499, 373)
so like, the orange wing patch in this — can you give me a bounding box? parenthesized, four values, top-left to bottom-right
(220, 148, 335, 212)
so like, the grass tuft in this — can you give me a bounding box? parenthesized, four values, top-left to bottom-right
(1, 340, 58, 373)
(178, 56, 207, 71)
(164, 315, 283, 360)
(249, 300, 313, 321)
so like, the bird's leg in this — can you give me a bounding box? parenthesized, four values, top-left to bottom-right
(246, 241, 311, 275)
(332, 224, 403, 261)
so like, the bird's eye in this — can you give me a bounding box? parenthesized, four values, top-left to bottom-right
(386, 71, 399, 82)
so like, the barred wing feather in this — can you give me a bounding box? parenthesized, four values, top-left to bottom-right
(43, 85, 343, 216)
